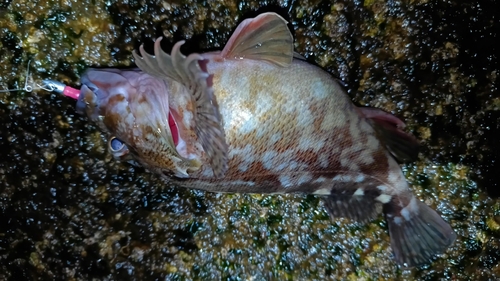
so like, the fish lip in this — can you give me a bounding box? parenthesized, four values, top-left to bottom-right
(76, 78, 109, 117)
(75, 84, 93, 115)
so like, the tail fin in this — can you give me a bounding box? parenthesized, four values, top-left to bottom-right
(385, 198, 456, 267)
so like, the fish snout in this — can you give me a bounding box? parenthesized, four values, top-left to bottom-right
(76, 84, 99, 117)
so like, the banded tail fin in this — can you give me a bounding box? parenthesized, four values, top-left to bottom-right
(385, 198, 456, 267)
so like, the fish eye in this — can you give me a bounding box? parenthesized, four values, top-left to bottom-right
(107, 136, 130, 160)
(109, 137, 125, 151)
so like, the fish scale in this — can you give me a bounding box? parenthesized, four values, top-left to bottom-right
(209, 62, 352, 171)
(72, 12, 456, 267)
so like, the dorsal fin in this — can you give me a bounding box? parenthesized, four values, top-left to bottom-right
(221, 12, 294, 67)
(133, 39, 229, 178)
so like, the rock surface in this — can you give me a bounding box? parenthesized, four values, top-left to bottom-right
(0, 0, 498, 280)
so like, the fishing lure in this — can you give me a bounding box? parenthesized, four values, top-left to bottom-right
(0, 61, 76, 95)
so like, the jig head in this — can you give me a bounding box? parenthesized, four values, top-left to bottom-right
(1, 60, 80, 99)
(41, 79, 80, 99)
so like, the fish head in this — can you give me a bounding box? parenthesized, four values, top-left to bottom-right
(77, 68, 202, 179)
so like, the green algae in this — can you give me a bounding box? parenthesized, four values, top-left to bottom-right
(1, 0, 499, 280)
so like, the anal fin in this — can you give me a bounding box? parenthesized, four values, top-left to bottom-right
(321, 179, 384, 223)
(323, 194, 382, 223)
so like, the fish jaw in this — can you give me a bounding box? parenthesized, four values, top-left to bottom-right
(78, 69, 202, 178)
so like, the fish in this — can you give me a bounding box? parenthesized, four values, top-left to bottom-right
(75, 12, 456, 266)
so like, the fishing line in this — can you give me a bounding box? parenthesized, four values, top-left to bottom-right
(0, 60, 80, 99)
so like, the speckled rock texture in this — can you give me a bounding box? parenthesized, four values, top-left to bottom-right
(0, 0, 498, 280)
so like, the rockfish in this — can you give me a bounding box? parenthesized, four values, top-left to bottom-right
(75, 12, 456, 266)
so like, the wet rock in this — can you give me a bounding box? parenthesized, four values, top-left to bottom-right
(0, 0, 498, 280)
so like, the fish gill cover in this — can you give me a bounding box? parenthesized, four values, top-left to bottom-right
(0, 0, 498, 280)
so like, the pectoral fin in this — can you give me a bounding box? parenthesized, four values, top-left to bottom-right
(221, 12, 294, 67)
(133, 39, 229, 178)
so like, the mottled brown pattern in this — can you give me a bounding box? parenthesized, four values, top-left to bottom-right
(359, 150, 390, 177)
(103, 113, 122, 133)
(294, 149, 319, 166)
(102, 96, 126, 130)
